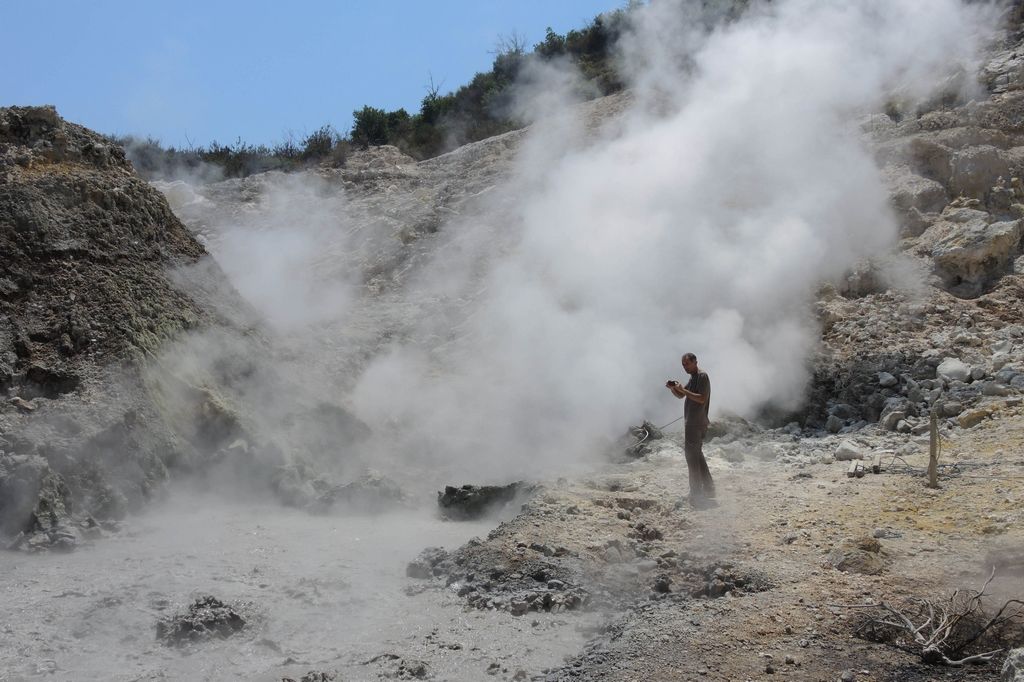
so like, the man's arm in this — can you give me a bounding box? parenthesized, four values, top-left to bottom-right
(681, 387, 706, 404)
(667, 381, 705, 402)
(673, 374, 708, 404)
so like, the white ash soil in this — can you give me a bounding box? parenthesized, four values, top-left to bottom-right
(0, 496, 601, 681)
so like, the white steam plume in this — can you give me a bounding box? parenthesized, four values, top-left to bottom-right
(348, 0, 999, 481)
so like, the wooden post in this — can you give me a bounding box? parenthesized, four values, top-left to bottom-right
(927, 406, 940, 489)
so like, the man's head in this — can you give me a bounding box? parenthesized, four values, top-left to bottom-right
(681, 352, 698, 375)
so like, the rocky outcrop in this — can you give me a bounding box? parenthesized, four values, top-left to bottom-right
(0, 106, 214, 378)
(0, 452, 71, 537)
(0, 106, 269, 543)
(918, 208, 1022, 297)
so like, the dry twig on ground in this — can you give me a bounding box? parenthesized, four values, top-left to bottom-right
(843, 569, 1024, 666)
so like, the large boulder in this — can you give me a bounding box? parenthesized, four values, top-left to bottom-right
(948, 145, 1011, 200)
(437, 482, 531, 520)
(884, 164, 948, 228)
(835, 440, 868, 461)
(921, 210, 1022, 297)
(937, 357, 972, 382)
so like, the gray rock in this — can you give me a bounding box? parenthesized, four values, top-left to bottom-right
(881, 411, 906, 431)
(828, 403, 857, 420)
(0, 453, 72, 539)
(835, 440, 867, 461)
(941, 401, 964, 417)
(825, 415, 844, 433)
(971, 367, 987, 381)
(992, 339, 1014, 354)
(928, 216, 1022, 297)
(937, 358, 972, 382)
(406, 547, 449, 579)
(884, 165, 948, 223)
(841, 420, 869, 433)
(827, 536, 884, 575)
(879, 396, 913, 431)
(1012, 375, 1024, 390)
(911, 421, 932, 435)
(983, 381, 1012, 397)
(316, 470, 410, 513)
(949, 145, 1011, 199)
(995, 368, 1019, 384)
(156, 596, 245, 645)
(877, 372, 898, 388)
(652, 575, 672, 593)
(1004, 647, 1024, 681)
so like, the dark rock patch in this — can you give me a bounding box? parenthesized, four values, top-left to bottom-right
(156, 595, 246, 645)
(281, 672, 337, 682)
(437, 482, 532, 520)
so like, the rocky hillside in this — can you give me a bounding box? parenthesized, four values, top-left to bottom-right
(0, 106, 280, 550)
(808, 28, 1024, 435)
(0, 106, 216, 392)
(3, 10, 1024, 556)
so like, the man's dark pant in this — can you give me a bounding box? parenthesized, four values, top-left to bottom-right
(684, 421, 715, 499)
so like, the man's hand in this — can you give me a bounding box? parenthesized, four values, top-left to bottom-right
(667, 380, 686, 399)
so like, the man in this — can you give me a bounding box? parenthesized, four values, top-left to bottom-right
(666, 352, 715, 507)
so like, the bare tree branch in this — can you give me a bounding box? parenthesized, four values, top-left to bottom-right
(843, 570, 1022, 667)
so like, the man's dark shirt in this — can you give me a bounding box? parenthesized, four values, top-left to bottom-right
(683, 371, 711, 428)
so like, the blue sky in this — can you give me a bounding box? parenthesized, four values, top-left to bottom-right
(1, 1, 622, 148)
